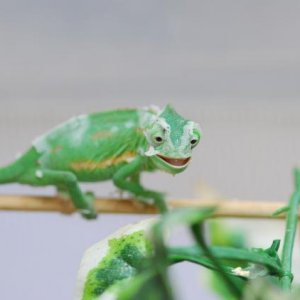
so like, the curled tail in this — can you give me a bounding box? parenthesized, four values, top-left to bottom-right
(0, 147, 39, 184)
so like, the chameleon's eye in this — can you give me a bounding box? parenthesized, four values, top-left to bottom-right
(155, 136, 163, 143)
(190, 139, 198, 148)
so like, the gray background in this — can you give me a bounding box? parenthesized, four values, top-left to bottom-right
(1, 1, 300, 299)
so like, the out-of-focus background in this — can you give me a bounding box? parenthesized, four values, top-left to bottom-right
(1, 1, 300, 299)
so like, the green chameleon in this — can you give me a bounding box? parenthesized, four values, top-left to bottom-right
(0, 105, 201, 219)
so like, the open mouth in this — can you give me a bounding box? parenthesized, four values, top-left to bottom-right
(157, 154, 191, 167)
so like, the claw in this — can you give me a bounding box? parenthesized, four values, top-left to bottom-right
(80, 208, 98, 220)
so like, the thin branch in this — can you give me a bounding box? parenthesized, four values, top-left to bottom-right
(0, 195, 293, 219)
(280, 169, 300, 290)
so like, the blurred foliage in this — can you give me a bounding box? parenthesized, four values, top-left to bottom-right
(207, 221, 247, 300)
(89, 169, 300, 300)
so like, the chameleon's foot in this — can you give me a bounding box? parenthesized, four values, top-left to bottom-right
(57, 189, 97, 219)
(74, 192, 97, 219)
(80, 208, 98, 220)
(136, 191, 169, 214)
(80, 192, 97, 219)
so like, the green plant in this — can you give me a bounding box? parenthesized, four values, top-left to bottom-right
(76, 169, 300, 300)
(120, 169, 300, 299)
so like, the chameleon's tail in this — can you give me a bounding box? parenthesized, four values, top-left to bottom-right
(0, 147, 38, 183)
(0, 161, 23, 183)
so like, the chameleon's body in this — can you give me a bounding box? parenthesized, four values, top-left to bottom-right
(0, 105, 201, 218)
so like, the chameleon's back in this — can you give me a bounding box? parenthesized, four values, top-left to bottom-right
(33, 108, 149, 180)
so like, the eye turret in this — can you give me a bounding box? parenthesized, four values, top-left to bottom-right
(153, 136, 164, 145)
(155, 136, 163, 143)
(190, 139, 198, 145)
(190, 138, 199, 148)
(190, 124, 201, 148)
(145, 120, 167, 146)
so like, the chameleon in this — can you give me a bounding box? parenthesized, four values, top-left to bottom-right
(0, 104, 201, 219)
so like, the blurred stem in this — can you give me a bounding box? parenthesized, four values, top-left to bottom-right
(168, 245, 282, 276)
(151, 208, 215, 300)
(280, 169, 300, 290)
(151, 223, 174, 300)
(190, 224, 243, 299)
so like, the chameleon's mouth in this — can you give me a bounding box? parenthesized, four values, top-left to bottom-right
(157, 154, 191, 167)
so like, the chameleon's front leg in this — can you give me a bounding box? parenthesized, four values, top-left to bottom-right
(113, 157, 168, 214)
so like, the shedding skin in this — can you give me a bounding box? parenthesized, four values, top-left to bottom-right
(0, 105, 201, 219)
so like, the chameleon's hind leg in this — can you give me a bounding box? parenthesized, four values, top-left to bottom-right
(57, 186, 96, 213)
(19, 169, 97, 219)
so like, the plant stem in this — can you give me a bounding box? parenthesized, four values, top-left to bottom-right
(280, 169, 300, 290)
(168, 245, 283, 276)
(191, 224, 243, 299)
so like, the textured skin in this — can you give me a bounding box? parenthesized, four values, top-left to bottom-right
(75, 218, 156, 300)
(0, 105, 201, 219)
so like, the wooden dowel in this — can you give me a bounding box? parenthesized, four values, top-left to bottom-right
(0, 195, 293, 219)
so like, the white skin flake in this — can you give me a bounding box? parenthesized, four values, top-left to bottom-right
(125, 156, 135, 163)
(157, 117, 170, 132)
(35, 170, 43, 179)
(68, 115, 90, 147)
(125, 121, 134, 129)
(33, 115, 90, 152)
(111, 126, 119, 133)
(138, 107, 160, 129)
(32, 135, 51, 154)
(179, 121, 195, 150)
(143, 130, 151, 145)
(232, 267, 250, 278)
(144, 146, 158, 157)
(141, 105, 161, 115)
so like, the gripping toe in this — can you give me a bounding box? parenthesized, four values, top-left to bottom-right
(80, 208, 98, 220)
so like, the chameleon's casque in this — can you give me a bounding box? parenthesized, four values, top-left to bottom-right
(0, 105, 201, 218)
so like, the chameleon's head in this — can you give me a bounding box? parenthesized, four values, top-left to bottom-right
(144, 105, 202, 175)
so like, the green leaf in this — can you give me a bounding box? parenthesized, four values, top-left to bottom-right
(117, 270, 172, 300)
(75, 219, 157, 300)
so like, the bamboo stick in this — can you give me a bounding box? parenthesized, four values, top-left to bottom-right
(0, 195, 293, 219)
